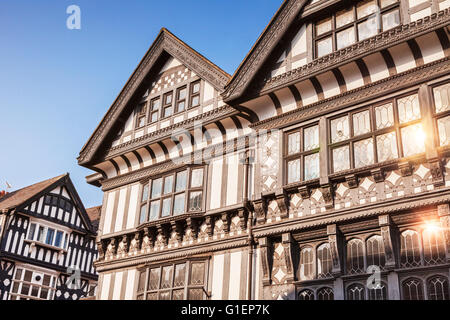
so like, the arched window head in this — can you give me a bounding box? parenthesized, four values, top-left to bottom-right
(299, 247, 314, 281)
(317, 287, 334, 300)
(366, 235, 385, 270)
(347, 283, 365, 300)
(298, 289, 315, 301)
(400, 230, 422, 268)
(317, 243, 332, 278)
(422, 227, 446, 266)
(427, 276, 450, 300)
(402, 278, 424, 300)
(346, 238, 365, 274)
(368, 282, 388, 300)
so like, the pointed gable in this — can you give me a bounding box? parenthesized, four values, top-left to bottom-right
(78, 28, 231, 166)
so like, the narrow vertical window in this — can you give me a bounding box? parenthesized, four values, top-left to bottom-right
(189, 81, 201, 108)
(299, 247, 314, 281)
(402, 278, 424, 300)
(400, 230, 422, 268)
(163, 92, 173, 118)
(346, 239, 365, 274)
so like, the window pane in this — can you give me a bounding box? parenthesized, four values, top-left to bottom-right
(317, 37, 332, 57)
(398, 94, 421, 124)
(149, 201, 160, 221)
(400, 230, 422, 268)
(151, 178, 162, 198)
(161, 266, 173, 289)
(316, 17, 332, 36)
(299, 290, 315, 301)
(317, 244, 333, 278)
(189, 191, 203, 211)
(191, 96, 200, 107)
(151, 111, 158, 123)
(403, 279, 424, 300)
(165, 93, 172, 104)
(375, 103, 394, 129)
(304, 125, 319, 151)
(176, 171, 188, 192)
(14, 268, 22, 281)
(174, 264, 186, 287)
(188, 288, 204, 300)
(288, 132, 301, 155)
(299, 248, 314, 280)
(173, 193, 185, 215)
(46, 228, 55, 246)
(347, 239, 365, 274)
(401, 123, 425, 157)
(353, 110, 371, 136)
(382, 10, 400, 31)
(192, 82, 200, 94)
(140, 205, 148, 223)
(380, 0, 398, 7)
(358, 17, 379, 41)
(433, 83, 450, 113)
(287, 159, 301, 183)
(164, 106, 173, 117)
(191, 169, 204, 188)
(347, 284, 366, 300)
(357, 0, 378, 19)
(376, 132, 398, 162)
(37, 226, 45, 242)
(54, 231, 63, 248)
(151, 98, 160, 110)
(177, 101, 185, 112)
(161, 198, 172, 217)
(437, 116, 450, 146)
(137, 271, 146, 292)
(179, 88, 187, 100)
(142, 184, 149, 202)
(24, 270, 33, 282)
(354, 138, 374, 168)
(28, 223, 36, 240)
(190, 263, 205, 285)
(304, 153, 320, 180)
(331, 116, 350, 143)
(336, 8, 354, 28)
(333, 145, 350, 172)
(148, 268, 160, 290)
(337, 27, 356, 50)
(163, 176, 174, 195)
(173, 290, 184, 300)
(366, 236, 386, 269)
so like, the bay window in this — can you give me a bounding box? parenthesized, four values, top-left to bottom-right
(26, 222, 69, 250)
(433, 82, 450, 147)
(139, 167, 205, 223)
(330, 93, 425, 173)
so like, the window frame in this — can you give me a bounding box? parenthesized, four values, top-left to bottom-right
(175, 86, 187, 114)
(329, 91, 425, 173)
(135, 102, 148, 129)
(10, 266, 57, 300)
(431, 81, 450, 149)
(149, 97, 161, 124)
(162, 91, 174, 119)
(313, 0, 401, 58)
(26, 221, 69, 251)
(189, 80, 201, 109)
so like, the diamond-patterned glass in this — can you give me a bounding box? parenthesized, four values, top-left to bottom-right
(376, 132, 398, 162)
(398, 94, 421, 124)
(287, 159, 301, 183)
(304, 125, 319, 151)
(375, 103, 394, 129)
(288, 132, 300, 155)
(437, 116, 450, 146)
(401, 123, 425, 157)
(353, 110, 371, 136)
(331, 116, 350, 143)
(354, 138, 374, 168)
(304, 153, 320, 180)
(433, 83, 450, 113)
(333, 145, 350, 172)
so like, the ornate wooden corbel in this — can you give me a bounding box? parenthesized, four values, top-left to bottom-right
(238, 209, 247, 231)
(282, 233, 295, 283)
(221, 213, 230, 234)
(429, 158, 444, 187)
(321, 184, 334, 209)
(170, 221, 183, 243)
(438, 204, 450, 262)
(156, 224, 168, 247)
(116, 235, 128, 256)
(275, 193, 288, 219)
(105, 238, 116, 259)
(96, 240, 105, 260)
(371, 168, 385, 183)
(398, 161, 413, 177)
(205, 216, 214, 237)
(345, 174, 358, 189)
(254, 199, 267, 225)
(185, 218, 198, 241)
(379, 215, 397, 269)
(129, 232, 141, 255)
(327, 224, 341, 275)
(141, 227, 154, 251)
(258, 237, 271, 286)
(298, 186, 310, 199)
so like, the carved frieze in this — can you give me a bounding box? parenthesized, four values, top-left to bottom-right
(429, 159, 444, 187)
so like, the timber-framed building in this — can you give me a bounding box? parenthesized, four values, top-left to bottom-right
(79, 0, 450, 300)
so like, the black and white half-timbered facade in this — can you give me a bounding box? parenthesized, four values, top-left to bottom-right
(79, 0, 450, 300)
(0, 174, 98, 300)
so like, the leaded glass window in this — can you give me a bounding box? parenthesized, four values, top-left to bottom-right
(9, 267, 56, 300)
(366, 235, 386, 270)
(317, 243, 333, 278)
(400, 230, 422, 268)
(299, 247, 314, 281)
(330, 93, 425, 173)
(346, 238, 365, 274)
(402, 278, 424, 300)
(427, 276, 450, 300)
(368, 283, 388, 300)
(298, 289, 315, 300)
(347, 283, 365, 300)
(422, 227, 446, 265)
(285, 124, 320, 184)
(317, 287, 334, 300)
(433, 83, 450, 147)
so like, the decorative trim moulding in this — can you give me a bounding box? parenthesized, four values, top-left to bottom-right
(256, 9, 450, 96)
(100, 135, 251, 191)
(94, 237, 248, 273)
(252, 189, 450, 238)
(104, 105, 239, 161)
(78, 29, 231, 166)
(251, 57, 450, 130)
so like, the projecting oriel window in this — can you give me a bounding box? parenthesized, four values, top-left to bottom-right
(330, 93, 425, 173)
(139, 167, 205, 224)
(285, 124, 320, 184)
(313, 0, 400, 58)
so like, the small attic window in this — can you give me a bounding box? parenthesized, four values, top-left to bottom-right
(135, 102, 147, 129)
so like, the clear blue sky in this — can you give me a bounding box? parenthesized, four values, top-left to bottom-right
(0, 0, 282, 208)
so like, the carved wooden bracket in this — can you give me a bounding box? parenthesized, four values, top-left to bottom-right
(141, 227, 154, 251)
(399, 161, 413, 177)
(129, 232, 141, 254)
(117, 235, 129, 256)
(327, 224, 341, 275)
(258, 237, 271, 286)
(438, 204, 450, 262)
(238, 209, 247, 231)
(205, 216, 214, 237)
(379, 215, 396, 269)
(298, 186, 310, 199)
(275, 193, 288, 219)
(429, 159, 444, 187)
(156, 224, 168, 246)
(221, 213, 230, 234)
(185, 218, 198, 241)
(321, 185, 334, 209)
(254, 199, 267, 225)
(106, 238, 117, 258)
(170, 221, 183, 243)
(96, 241, 105, 260)
(371, 168, 385, 183)
(345, 174, 358, 189)
(282, 233, 295, 283)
